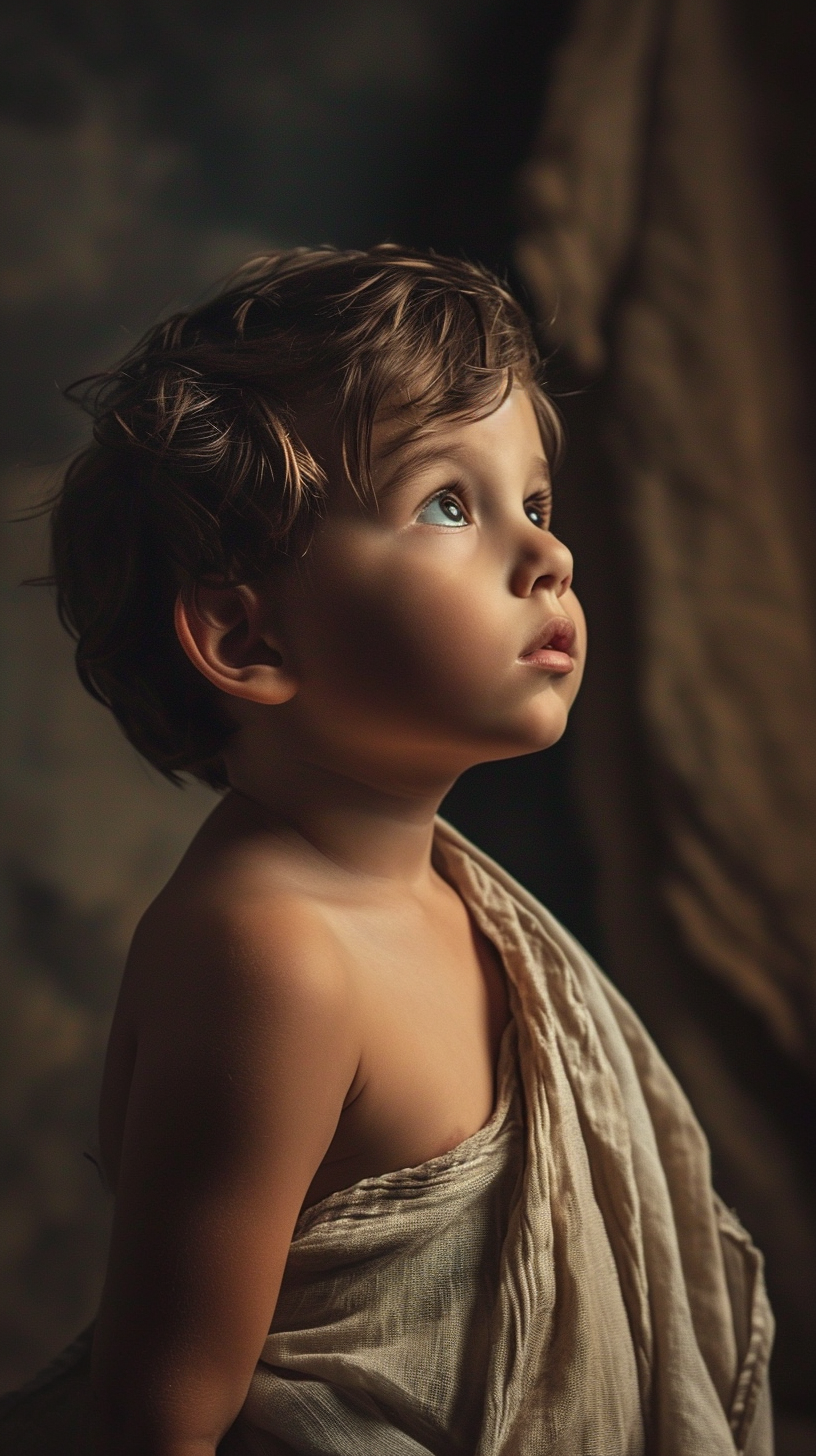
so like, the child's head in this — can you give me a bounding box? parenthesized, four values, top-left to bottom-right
(51, 245, 581, 792)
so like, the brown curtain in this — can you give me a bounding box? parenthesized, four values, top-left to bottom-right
(516, 0, 816, 1063)
(514, 0, 816, 1413)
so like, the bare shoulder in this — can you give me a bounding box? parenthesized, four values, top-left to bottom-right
(93, 829, 363, 1440)
(125, 840, 358, 1045)
(100, 830, 361, 1195)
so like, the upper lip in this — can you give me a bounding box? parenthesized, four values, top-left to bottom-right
(519, 615, 576, 658)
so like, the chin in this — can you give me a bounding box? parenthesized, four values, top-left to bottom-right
(474, 700, 572, 764)
(516, 692, 573, 751)
(517, 722, 569, 757)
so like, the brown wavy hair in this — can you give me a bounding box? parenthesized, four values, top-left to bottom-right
(49, 245, 562, 789)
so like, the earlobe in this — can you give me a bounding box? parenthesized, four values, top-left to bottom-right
(173, 583, 298, 706)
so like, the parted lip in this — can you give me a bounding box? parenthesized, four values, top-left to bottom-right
(519, 615, 576, 659)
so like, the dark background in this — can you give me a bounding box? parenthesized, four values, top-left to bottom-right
(1, 1, 815, 1447)
(0, 0, 589, 1398)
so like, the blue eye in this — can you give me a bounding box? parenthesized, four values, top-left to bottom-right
(525, 499, 550, 529)
(416, 493, 468, 527)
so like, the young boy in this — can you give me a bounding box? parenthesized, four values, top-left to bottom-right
(16, 248, 771, 1454)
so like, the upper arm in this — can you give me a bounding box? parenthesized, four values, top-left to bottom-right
(92, 897, 358, 1452)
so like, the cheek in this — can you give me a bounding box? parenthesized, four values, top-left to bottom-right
(300, 553, 508, 716)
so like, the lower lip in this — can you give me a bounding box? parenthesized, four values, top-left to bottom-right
(519, 648, 575, 673)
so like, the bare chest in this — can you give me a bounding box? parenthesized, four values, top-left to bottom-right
(301, 907, 510, 1209)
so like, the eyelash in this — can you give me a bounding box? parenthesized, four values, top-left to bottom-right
(524, 492, 553, 530)
(423, 486, 470, 521)
(416, 487, 552, 529)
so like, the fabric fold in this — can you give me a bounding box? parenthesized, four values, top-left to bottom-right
(228, 821, 771, 1456)
(0, 824, 773, 1455)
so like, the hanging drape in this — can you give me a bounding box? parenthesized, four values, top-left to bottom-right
(515, 0, 816, 1068)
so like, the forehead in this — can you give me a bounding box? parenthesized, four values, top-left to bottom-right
(370, 386, 548, 493)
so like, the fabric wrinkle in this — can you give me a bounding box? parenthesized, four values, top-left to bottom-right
(0, 822, 773, 1456)
(226, 821, 771, 1455)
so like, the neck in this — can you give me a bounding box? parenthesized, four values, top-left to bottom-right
(224, 735, 459, 888)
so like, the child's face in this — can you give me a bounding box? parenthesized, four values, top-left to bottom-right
(270, 386, 586, 783)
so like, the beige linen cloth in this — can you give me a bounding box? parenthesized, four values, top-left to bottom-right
(0, 822, 772, 1455)
(227, 821, 772, 1456)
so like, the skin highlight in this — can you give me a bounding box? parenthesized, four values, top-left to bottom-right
(91, 386, 585, 1456)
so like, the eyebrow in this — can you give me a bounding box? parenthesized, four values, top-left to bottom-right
(375, 440, 552, 500)
(527, 459, 552, 490)
(374, 440, 471, 499)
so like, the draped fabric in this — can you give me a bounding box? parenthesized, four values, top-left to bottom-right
(515, 0, 816, 1067)
(227, 822, 771, 1455)
(0, 825, 773, 1454)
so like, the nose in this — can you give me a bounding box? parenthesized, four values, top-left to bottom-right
(509, 527, 574, 599)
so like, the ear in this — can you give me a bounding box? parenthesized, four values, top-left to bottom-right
(174, 581, 298, 706)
